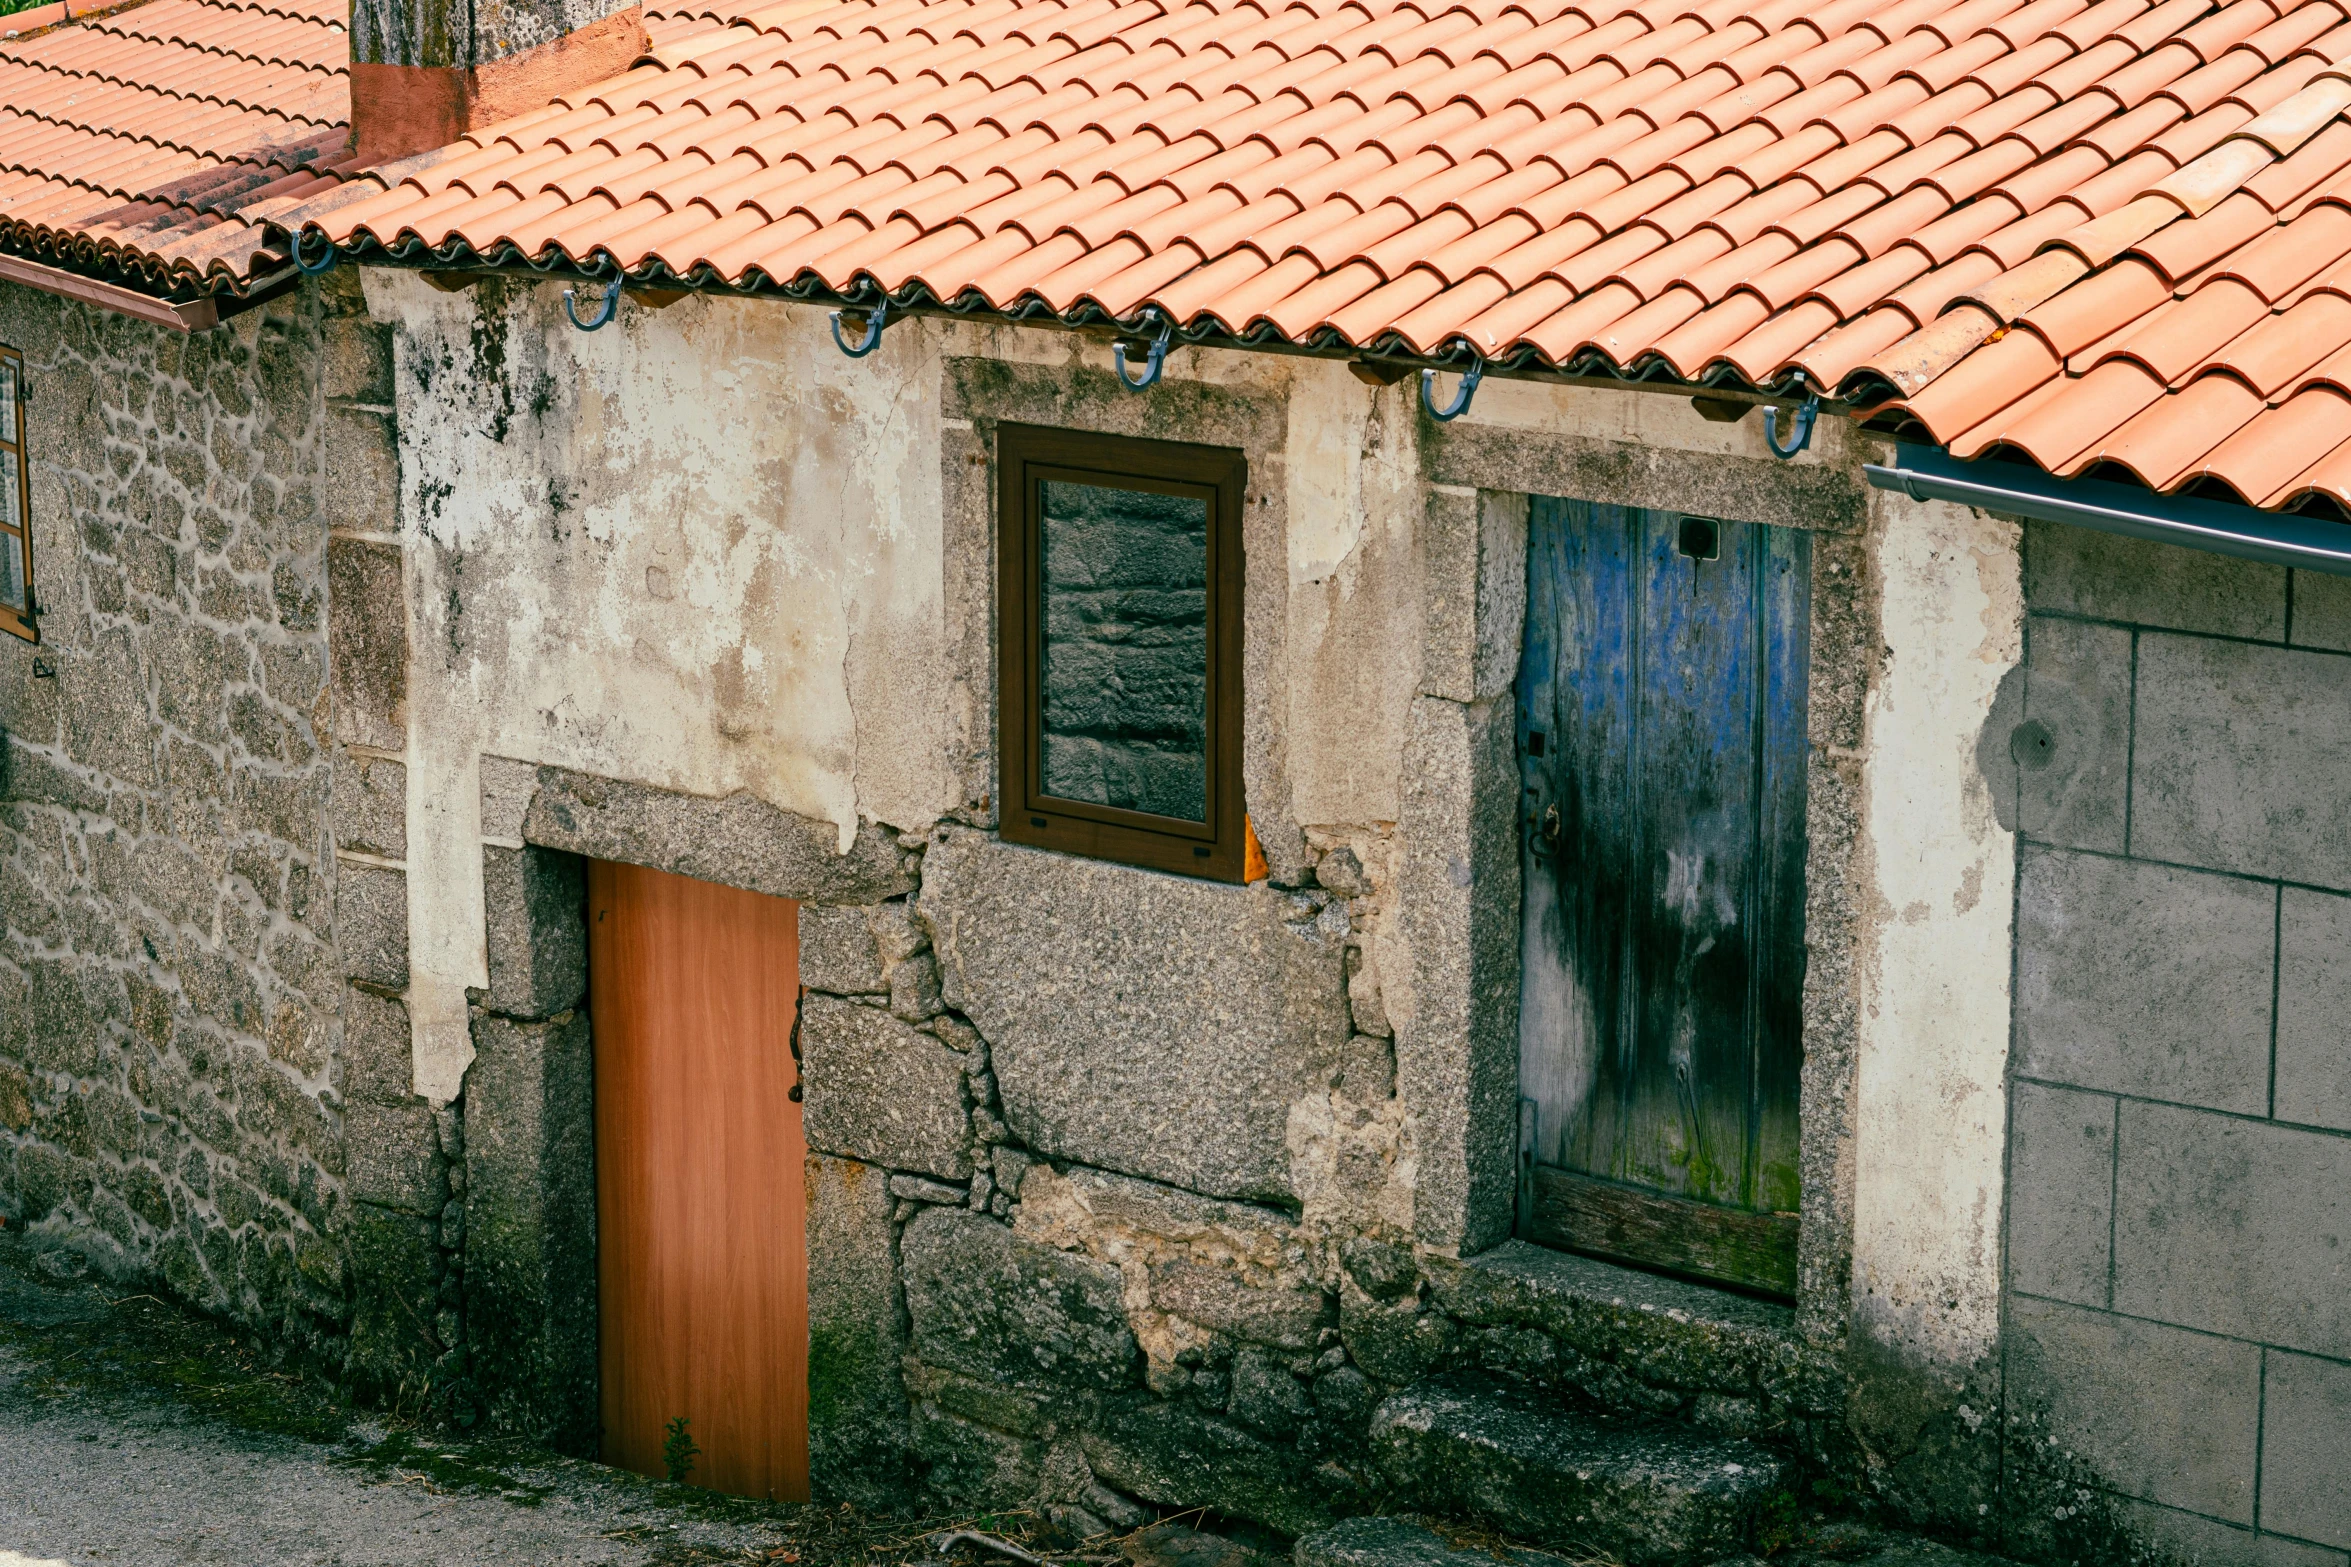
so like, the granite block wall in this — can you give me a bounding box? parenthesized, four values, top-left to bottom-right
(789, 824, 1845, 1534)
(0, 274, 450, 1405)
(0, 277, 371, 1361)
(1998, 521, 2351, 1567)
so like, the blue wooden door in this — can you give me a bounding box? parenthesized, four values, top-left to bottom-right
(1517, 498, 1809, 1297)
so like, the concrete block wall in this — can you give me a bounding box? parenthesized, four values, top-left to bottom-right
(1999, 521, 2351, 1567)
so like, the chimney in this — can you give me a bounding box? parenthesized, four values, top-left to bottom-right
(350, 0, 650, 165)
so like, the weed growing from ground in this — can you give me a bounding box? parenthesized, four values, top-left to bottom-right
(664, 1416, 702, 1484)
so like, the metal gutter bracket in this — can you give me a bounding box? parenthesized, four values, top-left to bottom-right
(1764, 389, 1818, 458)
(1421, 355, 1484, 421)
(564, 274, 623, 331)
(1866, 445, 2351, 577)
(1113, 309, 1172, 390)
(830, 295, 890, 356)
(291, 227, 337, 277)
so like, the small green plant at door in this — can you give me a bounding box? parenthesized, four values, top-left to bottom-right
(662, 1416, 700, 1484)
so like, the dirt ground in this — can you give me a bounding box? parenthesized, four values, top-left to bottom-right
(0, 1230, 1015, 1567)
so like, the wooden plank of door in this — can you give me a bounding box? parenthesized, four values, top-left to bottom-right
(1619, 504, 1767, 1204)
(590, 859, 809, 1502)
(1526, 1166, 1798, 1299)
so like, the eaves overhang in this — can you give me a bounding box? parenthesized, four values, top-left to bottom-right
(1867, 444, 2351, 576)
(268, 233, 1848, 415)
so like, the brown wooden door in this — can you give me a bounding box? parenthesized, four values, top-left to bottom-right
(589, 859, 809, 1501)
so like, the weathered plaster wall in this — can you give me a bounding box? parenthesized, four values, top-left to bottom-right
(1841, 485, 2023, 1527)
(1847, 490, 2021, 1364)
(361, 272, 958, 1100)
(0, 276, 355, 1358)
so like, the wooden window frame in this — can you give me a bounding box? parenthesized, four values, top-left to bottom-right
(996, 422, 1247, 882)
(0, 344, 32, 644)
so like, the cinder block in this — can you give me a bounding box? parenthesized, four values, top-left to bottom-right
(2005, 1293, 2260, 1523)
(2133, 633, 2351, 889)
(2290, 570, 2351, 654)
(2261, 1350, 2351, 1550)
(2007, 1081, 2115, 1308)
(2017, 616, 2132, 854)
(2114, 1101, 2351, 1358)
(2277, 887, 2351, 1132)
(2016, 848, 2273, 1113)
(2026, 519, 2284, 639)
(2102, 1495, 2347, 1567)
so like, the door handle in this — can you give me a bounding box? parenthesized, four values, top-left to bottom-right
(1528, 803, 1562, 857)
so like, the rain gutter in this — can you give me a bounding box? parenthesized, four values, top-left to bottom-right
(0, 250, 219, 331)
(1864, 444, 2351, 578)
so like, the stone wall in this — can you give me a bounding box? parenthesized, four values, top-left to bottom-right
(796, 823, 1847, 1532)
(1993, 522, 2351, 1567)
(0, 273, 464, 1415)
(0, 275, 374, 1364)
(359, 275, 2004, 1536)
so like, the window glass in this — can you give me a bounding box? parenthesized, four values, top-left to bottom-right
(0, 348, 27, 627)
(1036, 479, 1209, 822)
(0, 471, 18, 611)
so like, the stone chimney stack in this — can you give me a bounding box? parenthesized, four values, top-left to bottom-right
(350, 0, 650, 164)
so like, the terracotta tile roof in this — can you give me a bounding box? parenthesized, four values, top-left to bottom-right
(1852, 89, 2351, 512)
(261, 0, 2351, 519)
(0, 0, 353, 297)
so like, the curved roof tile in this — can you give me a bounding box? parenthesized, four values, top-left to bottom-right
(255, 0, 2351, 513)
(8, 0, 2351, 519)
(0, 0, 351, 295)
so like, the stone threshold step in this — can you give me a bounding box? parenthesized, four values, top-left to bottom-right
(1368, 1373, 1786, 1566)
(1422, 1243, 1838, 1413)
